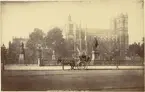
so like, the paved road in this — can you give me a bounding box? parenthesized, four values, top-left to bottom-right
(1, 70, 144, 91)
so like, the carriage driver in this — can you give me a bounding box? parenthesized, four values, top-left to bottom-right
(79, 51, 87, 62)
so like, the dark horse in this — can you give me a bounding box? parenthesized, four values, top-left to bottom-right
(57, 57, 76, 70)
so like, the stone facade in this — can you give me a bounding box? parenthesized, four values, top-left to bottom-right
(64, 13, 129, 60)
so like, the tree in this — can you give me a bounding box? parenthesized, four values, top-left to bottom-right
(9, 38, 23, 64)
(139, 42, 144, 58)
(45, 27, 68, 57)
(128, 37, 144, 59)
(27, 28, 44, 47)
(26, 28, 45, 64)
(128, 42, 140, 56)
(138, 37, 144, 58)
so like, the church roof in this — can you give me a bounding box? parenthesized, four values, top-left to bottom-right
(82, 28, 114, 36)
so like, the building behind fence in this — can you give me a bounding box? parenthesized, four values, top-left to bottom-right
(3, 13, 144, 66)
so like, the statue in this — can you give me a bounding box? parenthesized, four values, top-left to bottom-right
(91, 37, 99, 65)
(93, 37, 99, 51)
(21, 42, 25, 54)
(53, 50, 55, 55)
(38, 45, 42, 66)
(19, 42, 25, 64)
(52, 50, 56, 60)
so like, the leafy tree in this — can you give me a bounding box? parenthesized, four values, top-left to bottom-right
(45, 27, 68, 57)
(27, 28, 44, 47)
(139, 43, 144, 58)
(9, 38, 23, 64)
(128, 42, 139, 56)
(26, 28, 45, 63)
(138, 37, 144, 58)
(128, 37, 144, 59)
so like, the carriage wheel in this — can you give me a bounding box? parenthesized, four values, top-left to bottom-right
(84, 63, 88, 70)
(83, 62, 88, 70)
(77, 62, 87, 70)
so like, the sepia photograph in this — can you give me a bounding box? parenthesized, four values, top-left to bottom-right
(1, 0, 144, 91)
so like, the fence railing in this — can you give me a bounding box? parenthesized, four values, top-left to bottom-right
(93, 60, 143, 66)
(5, 57, 144, 66)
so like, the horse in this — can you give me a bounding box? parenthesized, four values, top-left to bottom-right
(57, 57, 76, 70)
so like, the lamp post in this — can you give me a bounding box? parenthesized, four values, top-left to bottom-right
(115, 48, 119, 69)
(1, 44, 6, 71)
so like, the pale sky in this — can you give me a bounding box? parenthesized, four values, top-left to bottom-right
(1, 0, 144, 47)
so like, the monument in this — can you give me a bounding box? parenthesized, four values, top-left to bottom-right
(38, 45, 42, 66)
(52, 50, 56, 65)
(19, 42, 25, 64)
(52, 50, 56, 60)
(90, 37, 99, 65)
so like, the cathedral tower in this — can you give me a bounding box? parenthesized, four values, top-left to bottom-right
(115, 13, 129, 59)
(66, 15, 75, 55)
(67, 15, 74, 40)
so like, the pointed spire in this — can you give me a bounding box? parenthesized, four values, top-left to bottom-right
(113, 18, 117, 30)
(68, 14, 71, 21)
(79, 20, 82, 52)
(85, 24, 87, 41)
(85, 24, 88, 54)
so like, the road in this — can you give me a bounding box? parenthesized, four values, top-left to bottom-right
(1, 70, 144, 91)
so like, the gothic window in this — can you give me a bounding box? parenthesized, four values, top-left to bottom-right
(116, 20, 119, 28)
(121, 19, 124, 28)
(69, 24, 73, 34)
(125, 20, 128, 29)
(118, 19, 120, 28)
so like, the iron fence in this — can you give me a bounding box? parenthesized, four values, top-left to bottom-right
(6, 58, 144, 66)
(93, 60, 143, 66)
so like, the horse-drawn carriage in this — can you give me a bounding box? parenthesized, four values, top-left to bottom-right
(57, 36, 99, 70)
(76, 54, 91, 69)
(57, 53, 91, 70)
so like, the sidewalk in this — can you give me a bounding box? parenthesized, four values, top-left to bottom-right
(4, 64, 144, 70)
